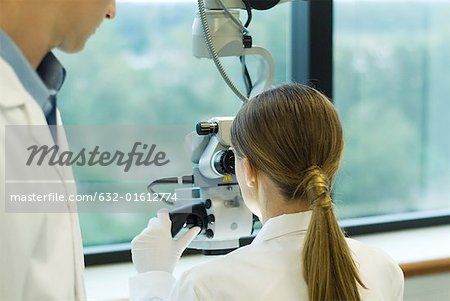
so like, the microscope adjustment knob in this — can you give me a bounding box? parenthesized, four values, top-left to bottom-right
(205, 199, 212, 209)
(205, 229, 214, 239)
(207, 214, 215, 224)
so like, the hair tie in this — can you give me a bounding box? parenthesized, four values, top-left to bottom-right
(304, 166, 332, 211)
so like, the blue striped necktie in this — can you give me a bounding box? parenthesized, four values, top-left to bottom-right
(47, 93, 58, 141)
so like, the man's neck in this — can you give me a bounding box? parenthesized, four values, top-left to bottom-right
(0, 2, 54, 69)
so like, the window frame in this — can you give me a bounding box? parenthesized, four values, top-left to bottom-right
(84, 0, 450, 266)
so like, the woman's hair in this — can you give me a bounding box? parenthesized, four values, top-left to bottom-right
(231, 83, 366, 301)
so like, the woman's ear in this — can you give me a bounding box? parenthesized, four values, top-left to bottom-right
(242, 158, 257, 188)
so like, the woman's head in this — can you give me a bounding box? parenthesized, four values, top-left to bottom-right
(231, 83, 365, 301)
(231, 83, 343, 209)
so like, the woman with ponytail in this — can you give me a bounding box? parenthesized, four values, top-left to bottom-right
(130, 83, 404, 301)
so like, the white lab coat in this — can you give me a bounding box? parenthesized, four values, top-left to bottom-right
(0, 57, 86, 300)
(130, 211, 404, 301)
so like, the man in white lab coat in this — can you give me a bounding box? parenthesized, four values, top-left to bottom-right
(0, 1, 116, 300)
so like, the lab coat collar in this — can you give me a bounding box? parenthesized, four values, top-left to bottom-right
(0, 30, 65, 114)
(252, 210, 313, 244)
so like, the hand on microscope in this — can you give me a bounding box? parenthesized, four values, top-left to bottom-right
(131, 208, 201, 274)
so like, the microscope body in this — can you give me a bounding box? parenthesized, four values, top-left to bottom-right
(167, 0, 292, 253)
(169, 117, 254, 254)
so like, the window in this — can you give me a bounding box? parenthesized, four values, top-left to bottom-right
(57, 0, 290, 247)
(57, 0, 449, 253)
(333, 0, 450, 220)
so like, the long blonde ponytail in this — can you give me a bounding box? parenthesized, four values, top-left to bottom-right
(302, 166, 366, 301)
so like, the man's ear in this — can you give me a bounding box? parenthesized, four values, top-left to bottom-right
(242, 158, 257, 188)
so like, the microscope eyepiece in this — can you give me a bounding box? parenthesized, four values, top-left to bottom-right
(196, 121, 219, 135)
(213, 149, 235, 175)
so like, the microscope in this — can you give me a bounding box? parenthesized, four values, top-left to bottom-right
(172, 117, 253, 254)
(149, 0, 290, 254)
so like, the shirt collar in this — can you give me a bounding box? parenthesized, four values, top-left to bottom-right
(0, 30, 65, 115)
(252, 211, 313, 244)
